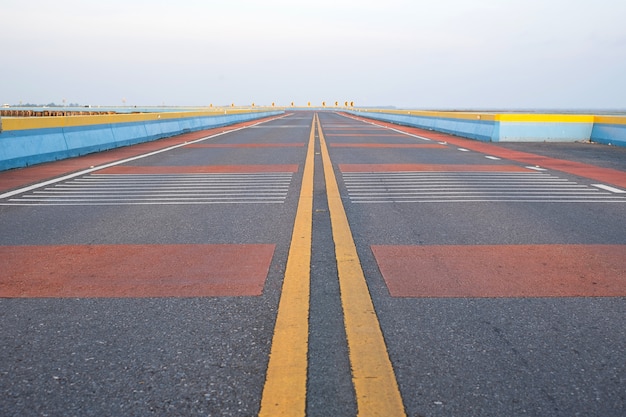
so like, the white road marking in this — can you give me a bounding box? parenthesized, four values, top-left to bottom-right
(386, 127, 432, 141)
(592, 184, 626, 193)
(3, 172, 293, 205)
(0, 117, 281, 200)
(342, 172, 626, 203)
(339, 113, 432, 140)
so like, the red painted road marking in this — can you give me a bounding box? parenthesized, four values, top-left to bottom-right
(326, 133, 407, 137)
(184, 143, 305, 148)
(99, 165, 299, 174)
(0, 244, 275, 298)
(324, 127, 378, 129)
(347, 114, 626, 189)
(340, 164, 531, 173)
(372, 244, 626, 298)
(0, 114, 286, 193)
(330, 143, 447, 149)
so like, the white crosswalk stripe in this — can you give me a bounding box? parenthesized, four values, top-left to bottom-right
(342, 171, 626, 203)
(3, 173, 293, 205)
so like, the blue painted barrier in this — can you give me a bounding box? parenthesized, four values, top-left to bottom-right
(347, 110, 497, 141)
(590, 117, 626, 147)
(0, 110, 282, 171)
(348, 110, 626, 147)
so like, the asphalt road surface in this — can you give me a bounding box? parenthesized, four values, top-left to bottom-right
(1, 111, 624, 416)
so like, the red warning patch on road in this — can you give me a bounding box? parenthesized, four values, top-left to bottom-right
(0, 244, 275, 298)
(184, 143, 304, 148)
(372, 244, 626, 298)
(330, 144, 447, 148)
(326, 133, 407, 137)
(99, 165, 299, 174)
(340, 164, 530, 172)
(347, 116, 626, 189)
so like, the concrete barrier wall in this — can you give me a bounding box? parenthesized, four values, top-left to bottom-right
(348, 110, 625, 147)
(349, 110, 497, 141)
(591, 116, 626, 147)
(0, 110, 282, 171)
(495, 114, 595, 142)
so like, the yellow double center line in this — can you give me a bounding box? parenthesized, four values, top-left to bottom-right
(259, 115, 315, 416)
(259, 114, 405, 416)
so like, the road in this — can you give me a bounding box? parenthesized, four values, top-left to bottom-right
(1, 111, 625, 416)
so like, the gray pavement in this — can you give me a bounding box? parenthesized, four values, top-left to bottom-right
(1, 111, 625, 416)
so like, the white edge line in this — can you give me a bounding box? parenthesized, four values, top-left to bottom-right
(0, 117, 282, 200)
(388, 127, 433, 141)
(591, 184, 626, 193)
(526, 166, 547, 171)
(338, 112, 432, 141)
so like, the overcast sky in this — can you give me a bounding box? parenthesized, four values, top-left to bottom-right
(2, 0, 625, 109)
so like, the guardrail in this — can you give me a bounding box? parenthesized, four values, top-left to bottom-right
(347, 110, 626, 147)
(0, 109, 283, 171)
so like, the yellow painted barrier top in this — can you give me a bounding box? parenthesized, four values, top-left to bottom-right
(367, 109, 498, 121)
(359, 109, 596, 123)
(594, 115, 626, 125)
(3, 108, 625, 132)
(495, 113, 594, 123)
(0, 109, 271, 131)
(356, 109, 626, 125)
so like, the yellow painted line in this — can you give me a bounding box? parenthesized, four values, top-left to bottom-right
(317, 115, 406, 416)
(258, 115, 315, 416)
